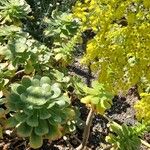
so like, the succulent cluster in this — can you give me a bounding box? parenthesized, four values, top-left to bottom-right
(0, 0, 31, 24)
(7, 76, 75, 148)
(44, 10, 79, 66)
(79, 81, 113, 114)
(106, 122, 143, 150)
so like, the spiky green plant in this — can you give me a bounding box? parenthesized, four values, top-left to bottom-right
(7, 76, 75, 149)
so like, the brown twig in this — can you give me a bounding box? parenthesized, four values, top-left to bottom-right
(70, 134, 82, 143)
(15, 141, 26, 149)
(76, 108, 95, 150)
(63, 136, 74, 150)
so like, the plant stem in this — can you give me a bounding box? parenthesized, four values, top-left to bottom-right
(141, 139, 150, 148)
(76, 62, 95, 150)
(76, 108, 95, 150)
(103, 145, 113, 150)
(76, 29, 95, 150)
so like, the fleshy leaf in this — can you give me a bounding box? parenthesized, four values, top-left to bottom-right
(6, 117, 18, 128)
(15, 113, 28, 122)
(29, 131, 43, 149)
(81, 95, 93, 104)
(45, 125, 62, 140)
(26, 113, 39, 127)
(40, 76, 51, 85)
(11, 84, 21, 94)
(24, 61, 34, 74)
(16, 85, 26, 95)
(35, 120, 49, 136)
(39, 109, 51, 119)
(31, 79, 40, 87)
(51, 83, 61, 99)
(50, 111, 62, 123)
(21, 76, 31, 88)
(17, 122, 32, 137)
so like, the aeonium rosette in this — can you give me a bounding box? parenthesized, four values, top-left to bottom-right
(7, 76, 75, 149)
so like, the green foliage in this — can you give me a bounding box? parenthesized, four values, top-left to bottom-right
(73, 0, 150, 93)
(77, 81, 113, 114)
(0, 97, 7, 139)
(44, 10, 78, 38)
(0, 0, 81, 149)
(0, 0, 31, 24)
(44, 10, 80, 66)
(7, 76, 75, 148)
(0, 0, 79, 81)
(0, 29, 54, 93)
(106, 122, 148, 150)
(0, 25, 28, 58)
(134, 93, 150, 124)
(0, 0, 149, 149)
(0, 61, 13, 90)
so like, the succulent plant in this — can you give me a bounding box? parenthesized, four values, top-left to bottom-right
(7, 76, 75, 149)
(78, 81, 113, 114)
(0, 0, 31, 24)
(106, 122, 148, 150)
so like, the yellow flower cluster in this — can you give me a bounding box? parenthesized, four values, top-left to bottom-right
(73, 0, 150, 93)
(134, 93, 150, 123)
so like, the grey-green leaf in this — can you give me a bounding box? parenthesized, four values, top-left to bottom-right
(17, 122, 32, 137)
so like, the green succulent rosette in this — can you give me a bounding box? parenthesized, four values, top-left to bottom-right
(7, 76, 75, 149)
